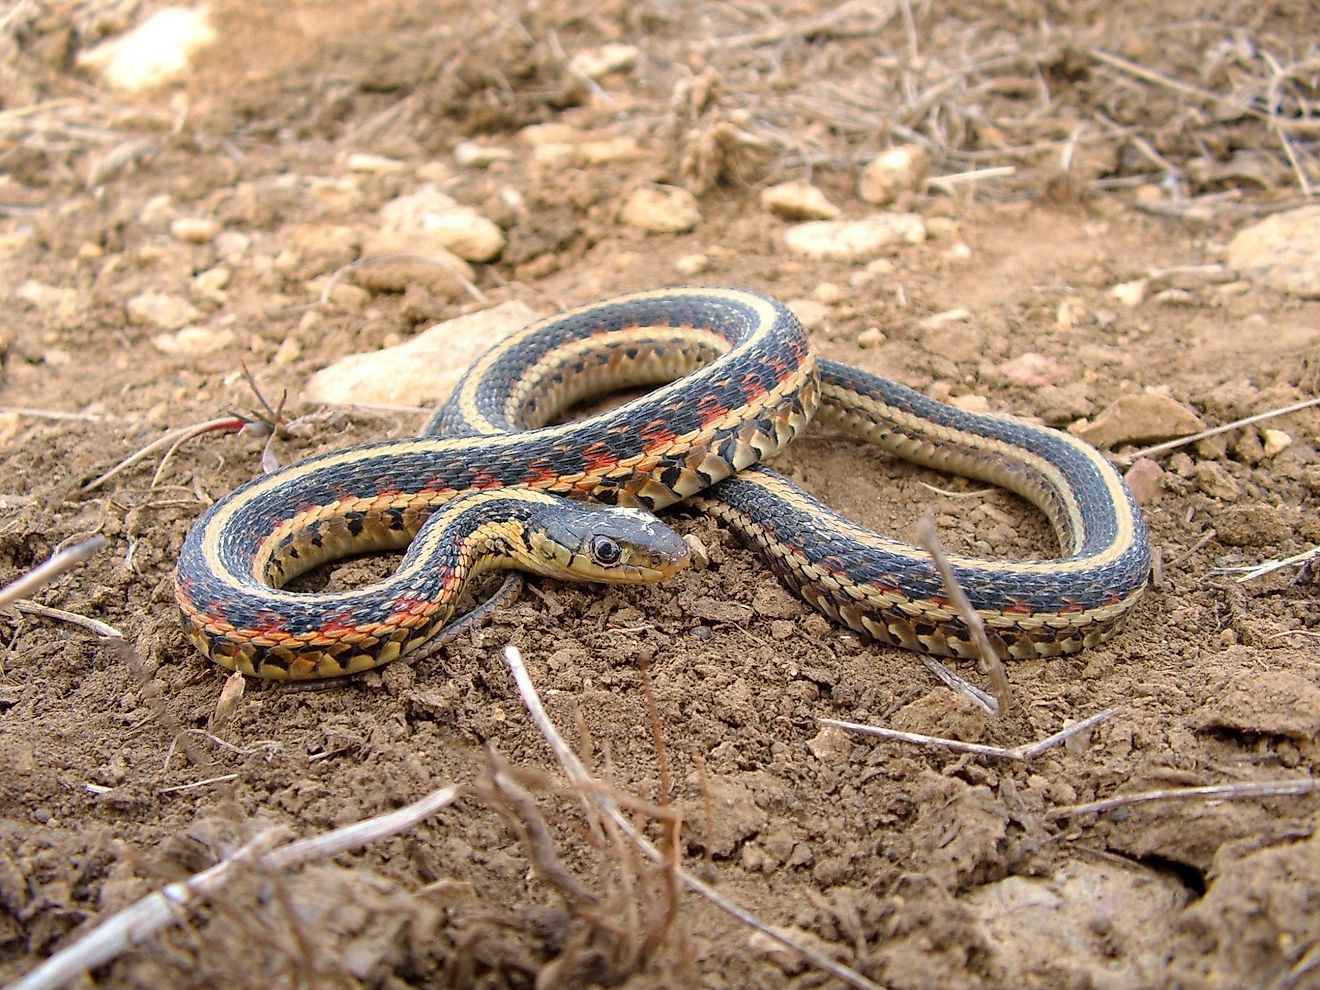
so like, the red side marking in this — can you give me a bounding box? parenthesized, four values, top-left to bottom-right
(640, 418, 678, 448)
(739, 371, 768, 402)
(471, 468, 503, 490)
(1057, 601, 1084, 616)
(524, 457, 561, 486)
(581, 440, 616, 474)
(1003, 598, 1034, 615)
(249, 610, 290, 636)
(697, 394, 727, 427)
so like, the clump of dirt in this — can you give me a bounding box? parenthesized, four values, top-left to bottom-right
(1, 1, 1318, 988)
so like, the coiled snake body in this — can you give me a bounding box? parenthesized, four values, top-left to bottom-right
(174, 287, 1150, 679)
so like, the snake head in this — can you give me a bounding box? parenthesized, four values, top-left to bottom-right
(527, 503, 692, 583)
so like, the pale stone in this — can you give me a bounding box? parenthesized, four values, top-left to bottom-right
(998, 352, 1058, 387)
(568, 43, 639, 80)
(1077, 393, 1205, 448)
(619, 184, 701, 234)
(1124, 458, 1164, 505)
(170, 217, 219, 243)
(127, 292, 200, 331)
(454, 141, 514, 168)
(1110, 279, 1147, 307)
(192, 267, 230, 303)
(303, 301, 541, 408)
(784, 213, 925, 261)
(346, 153, 405, 174)
(380, 186, 505, 263)
(760, 180, 840, 221)
(674, 254, 708, 276)
(1226, 205, 1320, 298)
(858, 144, 930, 205)
(151, 326, 236, 355)
(1262, 429, 1291, 457)
(15, 281, 78, 321)
(77, 7, 216, 91)
(967, 861, 1187, 989)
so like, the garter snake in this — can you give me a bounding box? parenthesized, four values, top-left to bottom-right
(174, 287, 1150, 679)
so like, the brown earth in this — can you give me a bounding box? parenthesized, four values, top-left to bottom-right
(1, 1, 1319, 988)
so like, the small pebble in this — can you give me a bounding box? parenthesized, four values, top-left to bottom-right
(170, 217, 219, 243)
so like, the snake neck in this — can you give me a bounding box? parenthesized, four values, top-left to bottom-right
(252, 491, 545, 591)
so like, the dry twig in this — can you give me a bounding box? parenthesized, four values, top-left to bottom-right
(1048, 777, 1317, 820)
(501, 645, 887, 990)
(0, 535, 106, 608)
(914, 514, 1010, 715)
(819, 708, 1119, 760)
(10, 784, 460, 990)
(1119, 396, 1320, 464)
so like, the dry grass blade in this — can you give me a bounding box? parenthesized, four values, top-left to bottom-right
(1233, 545, 1320, 584)
(501, 646, 888, 990)
(0, 535, 106, 607)
(1047, 777, 1317, 820)
(818, 708, 1119, 760)
(10, 781, 461, 990)
(10, 601, 122, 639)
(914, 514, 1010, 714)
(79, 417, 252, 494)
(1120, 396, 1320, 464)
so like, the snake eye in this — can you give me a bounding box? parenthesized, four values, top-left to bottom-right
(590, 536, 622, 566)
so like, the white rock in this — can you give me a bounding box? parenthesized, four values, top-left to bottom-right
(950, 394, 990, 412)
(77, 7, 216, 92)
(126, 292, 200, 331)
(619, 184, 701, 234)
(1226, 205, 1320, 298)
(517, 123, 583, 146)
(151, 326, 235, 355)
(380, 186, 505, 263)
(303, 301, 541, 408)
(784, 213, 925, 260)
(1262, 429, 1292, 457)
(675, 254, 709, 276)
(454, 141, 515, 168)
(531, 136, 642, 169)
(15, 281, 78, 321)
(356, 230, 475, 298)
(346, 153, 405, 174)
(760, 181, 840, 221)
(215, 230, 252, 259)
(998, 352, 1058, 387)
(170, 217, 219, 243)
(192, 267, 230, 302)
(569, 44, 639, 80)
(858, 144, 930, 205)
(1110, 278, 1147, 307)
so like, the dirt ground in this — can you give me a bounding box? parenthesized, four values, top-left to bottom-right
(2, 1, 1319, 987)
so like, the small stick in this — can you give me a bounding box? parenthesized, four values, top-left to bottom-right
(925, 166, 1015, 192)
(0, 536, 106, 608)
(1119, 396, 1320, 464)
(485, 747, 599, 907)
(501, 646, 887, 990)
(0, 407, 109, 422)
(1087, 47, 1225, 107)
(818, 707, 1119, 761)
(11, 782, 460, 990)
(914, 514, 1010, 715)
(1234, 545, 1320, 584)
(1047, 777, 1317, 820)
(80, 417, 251, 493)
(10, 601, 121, 640)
